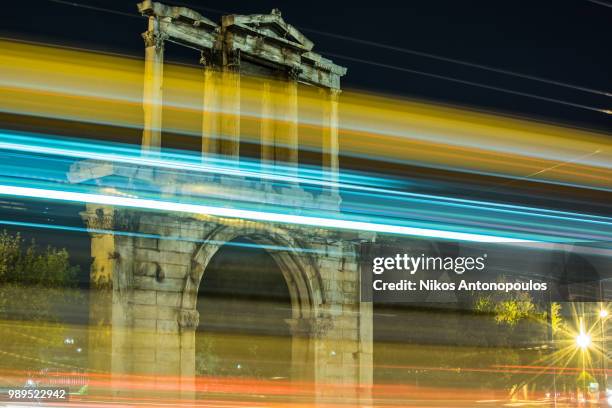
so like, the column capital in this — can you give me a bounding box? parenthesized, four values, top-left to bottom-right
(178, 309, 200, 331)
(142, 30, 167, 49)
(81, 207, 140, 232)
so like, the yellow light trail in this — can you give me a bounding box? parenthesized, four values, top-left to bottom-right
(0, 39, 610, 190)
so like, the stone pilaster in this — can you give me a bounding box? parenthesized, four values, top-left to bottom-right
(274, 71, 299, 177)
(260, 80, 274, 167)
(201, 57, 220, 160)
(219, 52, 240, 160)
(321, 88, 340, 196)
(141, 16, 166, 153)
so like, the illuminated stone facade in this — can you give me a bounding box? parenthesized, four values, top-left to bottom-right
(70, 1, 373, 403)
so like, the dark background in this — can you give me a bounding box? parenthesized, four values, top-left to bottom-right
(1, 0, 610, 133)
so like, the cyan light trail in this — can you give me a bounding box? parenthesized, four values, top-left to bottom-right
(0, 133, 401, 190)
(2, 132, 608, 222)
(341, 191, 612, 243)
(2, 218, 610, 260)
(0, 132, 611, 244)
(0, 185, 528, 243)
(0, 177, 594, 245)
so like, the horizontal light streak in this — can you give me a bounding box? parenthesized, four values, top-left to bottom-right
(2, 132, 609, 227)
(0, 133, 385, 191)
(1, 133, 611, 243)
(1, 39, 610, 191)
(0, 184, 528, 243)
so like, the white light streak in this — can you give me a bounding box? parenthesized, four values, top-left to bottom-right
(0, 184, 529, 243)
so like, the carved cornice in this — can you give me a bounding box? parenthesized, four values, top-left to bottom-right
(136, 2, 346, 90)
(83, 208, 140, 232)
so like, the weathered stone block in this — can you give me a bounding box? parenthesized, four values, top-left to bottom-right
(157, 306, 178, 320)
(180, 224, 207, 240)
(160, 264, 188, 279)
(131, 348, 156, 363)
(157, 292, 182, 307)
(342, 303, 358, 313)
(132, 289, 156, 305)
(135, 237, 158, 250)
(155, 361, 181, 376)
(340, 270, 358, 283)
(138, 222, 163, 235)
(132, 304, 158, 319)
(342, 329, 358, 342)
(133, 318, 156, 330)
(156, 333, 180, 350)
(342, 281, 357, 292)
(343, 291, 357, 303)
(135, 248, 189, 265)
(157, 319, 179, 333)
(133, 276, 185, 292)
(319, 259, 340, 272)
(342, 261, 359, 273)
(135, 261, 158, 277)
(156, 349, 181, 365)
(157, 239, 195, 253)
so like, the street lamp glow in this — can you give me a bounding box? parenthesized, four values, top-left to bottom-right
(600, 309, 609, 319)
(576, 331, 591, 350)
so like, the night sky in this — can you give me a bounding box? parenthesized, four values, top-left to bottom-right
(2, 0, 610, 133)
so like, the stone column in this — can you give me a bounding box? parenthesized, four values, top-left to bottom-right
(358, 299, 373, 405)
(285, 317, 315, 382)
(107, 231, 137, 398)
(141, 17, 165, 153)
(82, 206, 115, 396)
(274, 71, 299, 178)
(260, 81, 274, 168)
(321, 88, 340, 195)
(202, 60, 220, 160)
(178, 309, 199, 400)
(308, 315, 356, 404)
(219, 56, 240, 161)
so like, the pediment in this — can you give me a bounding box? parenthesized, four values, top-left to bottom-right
(227, 10, 314, 51)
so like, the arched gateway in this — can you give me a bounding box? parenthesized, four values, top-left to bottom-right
(69, 1, 374, 402)
(185, 225, 324, 321)
(79, 211, 371, 399)
(186, 225, 327, 383)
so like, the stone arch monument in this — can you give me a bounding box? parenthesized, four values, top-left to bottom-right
(70, 0, 373, 402)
